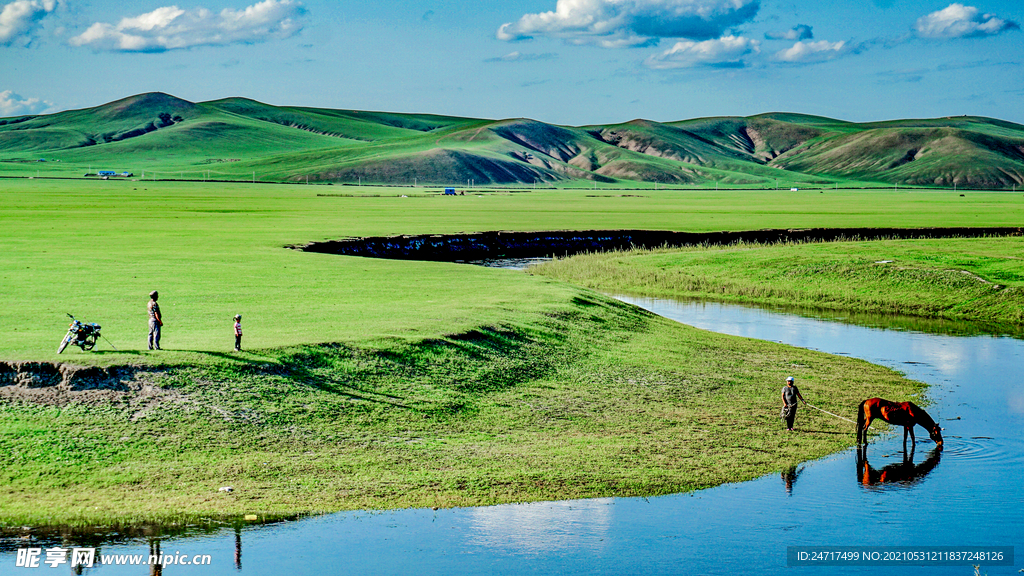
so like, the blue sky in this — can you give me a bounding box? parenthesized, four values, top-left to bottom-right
(1, 0, 1022, 125)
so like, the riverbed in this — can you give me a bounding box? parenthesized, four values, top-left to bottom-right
(2, 297, 1021, 574)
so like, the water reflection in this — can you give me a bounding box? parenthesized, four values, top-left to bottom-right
(234, 527, 242, 570)
(856, 446, 943, 489)
(148, 539, 162, 576)
(462, 257, 551, 270)
(781, 465, 803, 496)
(467, 498, 612, 553)
(615, 295, 1024, 341)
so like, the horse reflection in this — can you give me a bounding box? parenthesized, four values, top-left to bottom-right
(856, 445, 942, 488)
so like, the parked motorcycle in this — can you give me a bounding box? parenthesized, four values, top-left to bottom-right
(58, 314, 102, 353)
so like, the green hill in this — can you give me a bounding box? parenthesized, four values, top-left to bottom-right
(772, 124, 1024, 187)
(2, 92, 1022, 188)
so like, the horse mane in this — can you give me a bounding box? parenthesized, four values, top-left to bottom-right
(906, 401, 936, 428)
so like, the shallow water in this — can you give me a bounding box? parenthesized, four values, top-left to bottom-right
(2, 297, 1022, 574)
(460, 256, 551, 269)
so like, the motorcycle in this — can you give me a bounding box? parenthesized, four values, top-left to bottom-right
(58, 314, 102, 353)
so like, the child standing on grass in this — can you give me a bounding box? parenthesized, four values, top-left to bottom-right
(234, 314, 242, 351)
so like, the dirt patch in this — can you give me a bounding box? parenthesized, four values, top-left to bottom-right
(956, 269, 1005, 290)
(0, 361, 176, 408)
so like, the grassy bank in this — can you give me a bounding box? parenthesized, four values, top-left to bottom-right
(0, 293, 920, 526)
(532, 237, 1024, 327)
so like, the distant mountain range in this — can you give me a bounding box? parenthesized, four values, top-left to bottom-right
(2, 92, 1023, 188)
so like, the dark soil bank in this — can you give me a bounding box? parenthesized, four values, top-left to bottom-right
(0, 362, 170, 407)
(292, 227, 1024, 261)
(0, 362, 136, 390)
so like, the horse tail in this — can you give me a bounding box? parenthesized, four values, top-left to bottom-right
(856, 399, 867, 444)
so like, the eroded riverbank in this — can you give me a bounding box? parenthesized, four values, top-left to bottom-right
(292, 227, 1022, 261)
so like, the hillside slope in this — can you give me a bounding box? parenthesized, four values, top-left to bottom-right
(2, 93, 1022, 187)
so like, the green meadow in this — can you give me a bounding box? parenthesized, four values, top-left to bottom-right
(1, 177, 1019, 525)
(4, 179, 1022, 361)
(534, 237, 1024, 329)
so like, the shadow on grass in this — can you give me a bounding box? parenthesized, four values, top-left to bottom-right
(798, 429, 849, 435)
(189, 349, 275, 368)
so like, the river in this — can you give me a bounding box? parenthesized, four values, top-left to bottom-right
(2, 296, 1021, 574)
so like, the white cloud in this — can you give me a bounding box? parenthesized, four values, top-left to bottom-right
(773, 39, 847, 63)
(497, 0, 760, 48)
(915, 3, 1019, 39)
(0, 89, 52, 116)
(765, 24, 812, 41)
(644, 34, 759, 68)
(69, 0, 305, 52)
(485, 51, 557, 63)
(0, 0, 56, 46)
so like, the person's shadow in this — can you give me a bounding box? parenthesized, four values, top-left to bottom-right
(855, 444, 942, 488)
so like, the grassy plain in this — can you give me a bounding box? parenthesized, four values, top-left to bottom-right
(3, 179, 1022, 360)
(532, 238, 1024, 328)
(1, 178, 1015, 525)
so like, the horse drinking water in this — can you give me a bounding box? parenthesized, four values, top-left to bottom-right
(856, 398, 943, 450)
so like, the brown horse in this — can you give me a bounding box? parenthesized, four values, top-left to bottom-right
(856, 398, 943, 450)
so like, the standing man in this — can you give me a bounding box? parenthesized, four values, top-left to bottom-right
(148, 290, 163, 350)
(781, 376, 806, 431)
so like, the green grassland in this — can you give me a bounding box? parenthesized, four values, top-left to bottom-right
(3, 179, 1024, 360)
(533, 237, 1024, 329)
(1, 178, 1017, 525)
(3, 92, 1023, 188)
